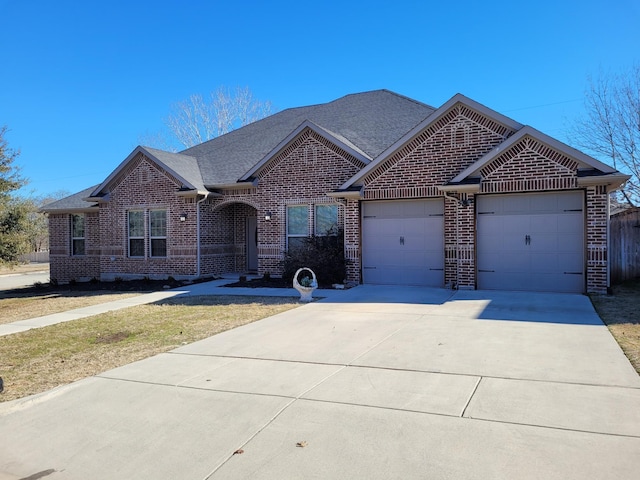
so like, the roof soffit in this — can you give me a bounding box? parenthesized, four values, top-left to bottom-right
(238, 120, 372, 182)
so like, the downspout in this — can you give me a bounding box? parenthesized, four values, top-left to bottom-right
(442, 192, 460, 289)
(196, 194, 207, 278)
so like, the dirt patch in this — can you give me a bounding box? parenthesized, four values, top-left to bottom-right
(94, 331, 132, 344)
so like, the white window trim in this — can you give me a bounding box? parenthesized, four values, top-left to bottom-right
(128, 210, 145, 258)
(71, 214, 85, 256)
(149, 209, 167, 258)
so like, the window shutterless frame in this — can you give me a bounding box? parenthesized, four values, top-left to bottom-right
(149, 209, 167, 257)
(286, 205, 309, 250)
(128, 210, 145, 257)
(71, 214, 85, 256)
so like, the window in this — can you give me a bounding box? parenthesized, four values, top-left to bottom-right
(315, 205, 338, 235)
(128, 210, 145, 257)
(287, 205, 308, 250)
(71, 214, 85, 256)
(149, 210, 167, 257)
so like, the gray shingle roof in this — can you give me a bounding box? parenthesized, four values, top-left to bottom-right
(138, 147, 205, 191)
(181, 89, 436, 186)
(41, 185, 99, 212)
(48, 90, 437, 210)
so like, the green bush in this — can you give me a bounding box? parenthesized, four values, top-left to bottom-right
(282, 230, 347, 286)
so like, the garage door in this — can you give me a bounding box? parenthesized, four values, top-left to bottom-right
(477, 191, 585, 293)
(362, 199, 444, 286)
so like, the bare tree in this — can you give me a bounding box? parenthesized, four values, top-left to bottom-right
(570, 65, 640, 205)
(163, 86, 273, 149)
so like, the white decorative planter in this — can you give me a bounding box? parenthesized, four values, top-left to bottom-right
(293, 267, 318, 302)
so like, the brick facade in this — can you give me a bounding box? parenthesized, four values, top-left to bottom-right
(47, 94, 621, 294)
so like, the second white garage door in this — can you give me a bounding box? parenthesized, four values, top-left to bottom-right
(477, 191, 585, 293)
(362, 199, 444, 286)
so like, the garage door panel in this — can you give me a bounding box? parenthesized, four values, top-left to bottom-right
(530, 215, 557, 233)
(362, 199, 444, 287)
(477, 192, 585, 293)
(363, 218, 399, 235)
(558, 214, 583, 233)
(479, 252, 529, 273)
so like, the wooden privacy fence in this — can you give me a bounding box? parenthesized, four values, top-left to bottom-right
(610, 207, 640, 284)
(19, 251, 50, 263)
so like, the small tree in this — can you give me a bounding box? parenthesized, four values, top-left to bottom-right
(570, 64, 640, 205)
(0, 126, 29, 263)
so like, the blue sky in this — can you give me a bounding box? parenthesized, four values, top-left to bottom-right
(2, 0, 638, 197)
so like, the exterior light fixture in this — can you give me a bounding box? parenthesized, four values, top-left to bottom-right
(265, 211, 272, 221)
(179, 213, 187, 222)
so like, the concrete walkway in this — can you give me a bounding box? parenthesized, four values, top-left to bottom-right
(1, 286, 639, 479)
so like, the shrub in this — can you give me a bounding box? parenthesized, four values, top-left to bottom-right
(282, 230, 347, 286)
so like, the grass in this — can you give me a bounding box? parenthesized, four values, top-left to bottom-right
(0, 262, 49, 275)
(590, 278, 640, 374)
(0, 295, 299, 402)
(0, 291, 142, 324)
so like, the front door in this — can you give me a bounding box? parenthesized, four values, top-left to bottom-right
(246, 216, 258, 272)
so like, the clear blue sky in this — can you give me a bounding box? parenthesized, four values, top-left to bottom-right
(2, 0, 638, 197)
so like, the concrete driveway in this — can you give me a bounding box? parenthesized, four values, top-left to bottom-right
(1, 286, 639, 479)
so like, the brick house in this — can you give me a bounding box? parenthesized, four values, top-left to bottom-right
(44, 90, 629, 293)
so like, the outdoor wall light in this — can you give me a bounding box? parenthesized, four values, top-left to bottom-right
(179, 213, 187, 222)
(264, 211, 272, 221)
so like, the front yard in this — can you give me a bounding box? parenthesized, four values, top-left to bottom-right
(0, 295, 299, 402)
(590, 279, 640, 374)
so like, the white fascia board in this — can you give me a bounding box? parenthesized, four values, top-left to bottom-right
(238, 120, 371, 182)
(175, 189, 215, 198)
(41, 205, 99, 214)
(437, 183, 481, 193)
(577, 173, 631, 189)
(207, 180, 258, 190)
(340, 93, 523, 190)
(327, 188, 364, 199)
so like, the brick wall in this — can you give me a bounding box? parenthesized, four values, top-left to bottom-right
(98, 155, 199, 280)
(358, 107, 609, 293)
(49, 212, 100, 283)
(586, 185, 609, 293)
(252, 129, 365, 277)
(362, 107, 515, 289)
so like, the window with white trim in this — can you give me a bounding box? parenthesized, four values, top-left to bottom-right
(149, 209, 167, 257)
(128, 210, 145, 257)
(287, 204, 340, 251)
(287, 205, 308, 250)
(71, 214, 85, 256)
(315, 204, 338, 235)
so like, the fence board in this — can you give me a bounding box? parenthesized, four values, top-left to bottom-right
(610, 208, 640, 283)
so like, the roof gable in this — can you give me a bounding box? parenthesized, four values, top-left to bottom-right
(340, 93, 523, 189)
(89, 146, 205, 198)
(450, 126, 617, 184)
(237, 120, 372, 182)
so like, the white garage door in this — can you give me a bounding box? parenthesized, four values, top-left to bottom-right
(477, 191, 585, 293)
(362, 199, 444, 286)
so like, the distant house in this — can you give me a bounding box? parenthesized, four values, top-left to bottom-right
(43, 90, 629, 294)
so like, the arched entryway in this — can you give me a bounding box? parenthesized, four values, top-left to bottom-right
(201, 201, 258, 276)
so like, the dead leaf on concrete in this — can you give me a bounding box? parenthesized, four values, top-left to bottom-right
(233, 449, 244, 455)
(296, 441, 308, 448)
